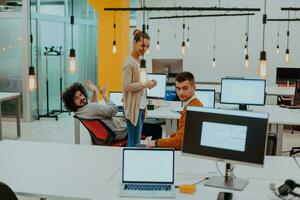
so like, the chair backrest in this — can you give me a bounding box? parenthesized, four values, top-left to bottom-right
(0, 182, 18, 200)
(75, 116, 115, 145)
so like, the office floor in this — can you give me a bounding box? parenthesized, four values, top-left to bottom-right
(1, 113, 300, 200)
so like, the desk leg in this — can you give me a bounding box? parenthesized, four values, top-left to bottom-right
(276, 124, 284, 156)
(74, 118, 80, 144)
(171, 119, 178, 133)
(0, 102, 2, 141)
(16, 95, 21, 138)
(165, 119, 172, 136)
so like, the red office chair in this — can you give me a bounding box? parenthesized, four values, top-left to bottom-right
(74, 116, 128, 147)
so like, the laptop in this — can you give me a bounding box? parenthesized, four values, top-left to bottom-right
(120, 148, 175, 198)
(109, 91, 123, 112)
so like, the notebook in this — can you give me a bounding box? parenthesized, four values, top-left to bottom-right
(109, 92, 123, 112)
(120, 148, 175, 198)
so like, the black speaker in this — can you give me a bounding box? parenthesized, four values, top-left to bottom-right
(278, 179, 300, 197)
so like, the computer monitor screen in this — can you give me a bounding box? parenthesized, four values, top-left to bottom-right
(109, 92, 123, 107)
(147, 73, 166, 99)
(152, 59, 183, 84)
(182, 107, 269, 166)
(195, 89, 215, 108)
(276, 67, 300, 84)
(220, 78, 266, 109)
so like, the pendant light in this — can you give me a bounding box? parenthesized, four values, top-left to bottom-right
(245, 15, 250, 68)
(112, 11, 117, 54)
(212, 18, 216, 67)
(69, 0, 77, 74)
(146, 11, 150, 54)
(156, 28, 160, 50)
(28, 1, 36, 91)
(258, 0, 268, 79)
(186, 21, 190, 48)
(181, 15, 186, 55)
(285, 11, 290, 63)
(276, 22, 280, 54)
(140, 0, 147, 83)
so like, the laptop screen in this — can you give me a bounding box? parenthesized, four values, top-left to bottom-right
(122, 148, 174, 184)
(109, 92, 123, 107)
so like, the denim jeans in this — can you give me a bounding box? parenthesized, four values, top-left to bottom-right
(126, 109, 145, 147)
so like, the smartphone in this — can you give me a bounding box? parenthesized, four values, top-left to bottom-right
(217, 192, 233, 200)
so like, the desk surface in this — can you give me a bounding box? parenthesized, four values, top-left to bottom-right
(196, 84, 295, 96)
(146, 101, 300, 125)
(1, 140, 299, 200)
(93, 153, 300, 200)
(0, 140, 120, 200)
(296, 157, 300, 169)
(0, 92, 20, 101)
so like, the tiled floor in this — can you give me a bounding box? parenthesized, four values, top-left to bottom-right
(1, 113, 300, 200)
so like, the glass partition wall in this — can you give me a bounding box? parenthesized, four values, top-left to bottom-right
(0, 0, 97, 121)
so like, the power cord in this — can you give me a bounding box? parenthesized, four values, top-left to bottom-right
(174, 177, 209, 194)
(215, 161, 236, 178)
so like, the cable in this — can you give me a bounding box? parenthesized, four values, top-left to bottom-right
(174, 177, 209, 188)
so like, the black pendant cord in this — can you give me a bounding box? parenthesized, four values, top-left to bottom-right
(276, 22, 280, 47)
(287, 11, 290, 50)
(246, 14, 249, 52)
(262, 0, 267, 51)
(113, 11, 116, 41)
(182, 12, 185, 44)
(71, 0, 74, 49)
(213, 17, 216, 59)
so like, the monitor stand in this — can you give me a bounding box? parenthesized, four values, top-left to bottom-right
(239, 104, 247, 110)
(204, 163, 249, 191)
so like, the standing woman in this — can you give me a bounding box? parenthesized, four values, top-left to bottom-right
(122, 30, 156, 147)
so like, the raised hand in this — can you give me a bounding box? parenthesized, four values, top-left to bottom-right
(85, 80, 97, 92)
(98, 83, 107, 99)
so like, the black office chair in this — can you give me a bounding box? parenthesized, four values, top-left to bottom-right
(0, 182, 18, 200)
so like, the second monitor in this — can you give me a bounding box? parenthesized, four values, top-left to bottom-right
(147, 73, 167, 100)
(220, 78, 266, 110)
(195, 89, 215, 108)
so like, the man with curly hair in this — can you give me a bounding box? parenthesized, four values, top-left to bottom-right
(62, 80, 127, 141)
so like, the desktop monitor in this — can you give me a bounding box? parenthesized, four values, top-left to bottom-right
(220, 78, 266, 110)
(182, 107, 269, 191)
(152, 59, 183, 84)
(276, 67, 300, 84)
(109, 91, 123, 107)
(147, 73, 166, 99)
(195, 89, 215, 108)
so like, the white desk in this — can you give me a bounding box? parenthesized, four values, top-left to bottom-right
(296, 157, 300, 169)
(0, 140, 121, 200)
(0, 92, 21, 140)
(75, 102, 299, 155)
(196, 83, 295, 96)
(93, 152, 300, 200)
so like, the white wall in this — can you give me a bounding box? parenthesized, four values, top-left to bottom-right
(136, 0, 300, 85)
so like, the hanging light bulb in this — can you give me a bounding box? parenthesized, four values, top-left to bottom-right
(258, 0, 268, 79)
(258, 51, 268, 79)
(28, 66, 36, 91)
(181, 41, 186, 55)
(69, 0, 77, 74)
(245, 54, 249, 68)
(140, 59, 148, 83)
(156, 28, 160, 51)
(69, 48, 77, 74)
(212, 58, 216, 67)
(112, 40, 117, 54)
(156, 41, 160, 50)
(244, 45, 248, 55)
(112, 11, 117, 55)
(285, 48, 290, 63)
(186, 25, 190, 48)
(276, 45, 280, 54)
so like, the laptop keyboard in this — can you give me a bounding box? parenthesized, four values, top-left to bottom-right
(124, 184, 171, 191)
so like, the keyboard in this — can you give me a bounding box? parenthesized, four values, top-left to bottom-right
(279, 104, 300, 109)
(124, 184, 171, 191)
